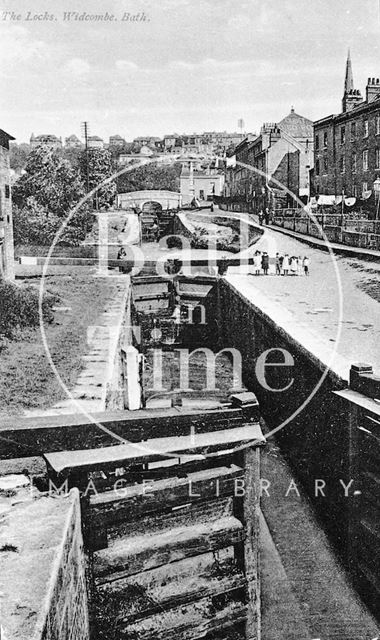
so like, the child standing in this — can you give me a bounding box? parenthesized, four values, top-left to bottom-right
(282, 254, 290, 275)
(254, 251, 261, 275)
(303, 256, 310, 275)
(275, 253, 281, 275)
(261, 251, 269, 275)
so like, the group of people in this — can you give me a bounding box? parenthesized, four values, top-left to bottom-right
(251, 251, 310, 276)
(258, 208, 272, 226)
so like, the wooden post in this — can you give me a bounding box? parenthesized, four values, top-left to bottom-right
(233, 445, 260, 639)
(244, 446, 260, 640)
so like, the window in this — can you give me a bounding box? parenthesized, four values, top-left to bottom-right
(323, 131, 328, 147)
(363, 149, 369, 171)
(376, 148, 380, 169)
(351, 122, 356, 140)
(363, 119, 369, 138)
(377, 114, 380, 135)
(323, 157, 328, 174)
(315, 159, 320, 175)
(340, 155, 345, 173)
(4, 185, 10, 199)
(352, 153, 357, 173)
(340, 127, 345, 145)
(315, 134, 319, 151)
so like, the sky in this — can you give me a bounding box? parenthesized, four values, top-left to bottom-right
(1, 0, 380, 143)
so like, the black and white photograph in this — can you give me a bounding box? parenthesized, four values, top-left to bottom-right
(0, 1, 380, 638)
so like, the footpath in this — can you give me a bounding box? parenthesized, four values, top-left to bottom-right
(260, 440, 379, 639)
(185, 207, 380, 379)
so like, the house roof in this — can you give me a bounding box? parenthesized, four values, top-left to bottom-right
(278, 109, 313, 139)
(35, 134, 61, 141)
(0, 129, 15, 150)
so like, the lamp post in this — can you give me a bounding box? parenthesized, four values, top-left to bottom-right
(374, 177, 380, 221)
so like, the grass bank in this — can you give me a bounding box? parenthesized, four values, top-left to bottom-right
(0, 266, 123, 418)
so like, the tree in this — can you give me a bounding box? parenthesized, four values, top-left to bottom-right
(9, 142, 31, 171)
(12, 145, 85, 216)
(13, 198, 94, 247)
(79, 148, 117, 209)
(117, 162, 181, 193)
(57, 145, 83, 170)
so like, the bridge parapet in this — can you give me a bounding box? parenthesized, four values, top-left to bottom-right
(117, 190, 182, 211)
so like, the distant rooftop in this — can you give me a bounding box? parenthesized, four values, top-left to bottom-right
(278, 108, 313, 139)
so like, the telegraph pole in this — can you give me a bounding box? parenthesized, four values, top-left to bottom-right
(81, 121, 90, 194)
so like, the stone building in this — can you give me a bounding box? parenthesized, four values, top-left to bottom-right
(87, 135, 104, 149)
(109, 134, 126, 147)
(224, 109, 313, 212)
(65, 134, 83, 148)
(162, 131, 250, 157)
(313, 53, 380, 212)
(30, 133, 62, 149)
(180, 162, 225, 203)
(0, 129, 15, 280)
(163, 134, 182, 152)
(132, 136, 163, 152)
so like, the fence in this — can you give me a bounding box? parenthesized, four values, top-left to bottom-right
(273, 216, 380, 250)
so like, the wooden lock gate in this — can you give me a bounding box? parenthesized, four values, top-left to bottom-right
(44, 395, 265, 640)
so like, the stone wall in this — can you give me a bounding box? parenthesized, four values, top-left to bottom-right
(334, 365, 380, 620)
(104, 281, 135, 411)
(0, 485, 89, 640)
(203, 278, 353, 558)
(273, 215, 380, 249)
(0, 144, 15, 279)
(41, 489, 90, 640)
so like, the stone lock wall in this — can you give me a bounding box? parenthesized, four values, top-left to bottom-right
(204, 279, 352, 556)
(0, 485, 90, 640)
(41, 491, 90, 640)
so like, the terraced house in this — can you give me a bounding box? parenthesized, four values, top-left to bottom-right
(313, 52, 380, 212)
(223, 110, 313, 212)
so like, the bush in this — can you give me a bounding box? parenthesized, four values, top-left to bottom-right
(13, 201, 94, 247)
(0, 280, 58, 339)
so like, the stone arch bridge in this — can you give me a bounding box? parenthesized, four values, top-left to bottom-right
(117, 190, 182, 212)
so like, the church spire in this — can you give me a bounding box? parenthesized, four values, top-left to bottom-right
(344, 48, 354, 94)
(342, 49, 362, 113)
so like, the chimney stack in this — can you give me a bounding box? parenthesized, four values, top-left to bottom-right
(366, 77, 380, 103)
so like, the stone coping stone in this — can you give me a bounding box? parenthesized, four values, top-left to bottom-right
(0, 487, 79, 640)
